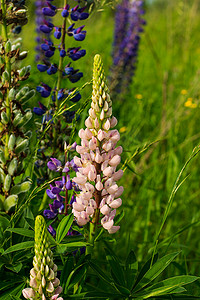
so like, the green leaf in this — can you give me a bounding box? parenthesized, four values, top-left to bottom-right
(68, 291, 122, 299)
(89, 260, 113, 286)
(133, 252, 180, 292)
(65, 263, 87, 291)
(114, 282, 131, 296)
(88, 260, 118, 293)
(133, 253, 158, 289)
(56, 242, 87, 254)
(25, 217, 34, 229)
(0, 280, 23, 292)
(60, 254, 74, 288)
(0, 215, 10, 229)
(136, 275, 199, 298)
(56, 213, 74, 243)
(5, 262, 23, 273)
(0, 282, 25, 300)
(105, 247, 126, 286)
(47, 231, 57, 246)
(61, 234, 85, 244)
(6, 228, 34, 238)
(3, 241, 34, 255)
(125, 250, 138, 289)
(114, 210, 125, 225)
(0, 215, 10, 243)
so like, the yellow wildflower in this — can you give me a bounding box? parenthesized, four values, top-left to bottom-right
(181, 89, 187, 95)
(190, 103, 198, 108)
(135, 94, 143, 99)
(119, 126, 127, 133)
(184, 101, 191, 107)
(184, 98, 198, 108)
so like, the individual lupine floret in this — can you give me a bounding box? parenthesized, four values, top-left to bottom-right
(22, 215, 63, 300)
(72, 54, 123, 234)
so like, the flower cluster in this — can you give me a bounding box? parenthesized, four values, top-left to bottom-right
(109, 0, 146, 97)
(43, 155, 78, 222)
(0, 0, 34, 212)
(33, 0, 89, 186)
(34, 0, 89, 120)
(22, 216, 63, 300)
(72, 54, 123, 234)
(0, 0, 28, 28)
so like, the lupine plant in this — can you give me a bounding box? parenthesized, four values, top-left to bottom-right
(72, 54, 124, 252)
(109, 0, 146, 98)
(33, 0, 89, 187)
(0, 0, 35, 212)
(22, 215, 63, 300)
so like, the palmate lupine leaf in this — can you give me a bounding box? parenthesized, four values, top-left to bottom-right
(0, 282, 25, 300)
(87, 248, 198, 299)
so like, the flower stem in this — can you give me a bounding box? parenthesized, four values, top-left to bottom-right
(56, 0, 67, 109)
(85, 209, 100, 255)
(53, 0, 68, 148)
(1, 0, 11, 160)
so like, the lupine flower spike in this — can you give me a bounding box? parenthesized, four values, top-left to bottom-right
(0, 0, 34, 212)
(22, 215, 63, 300)
(33, 0, 89, 187)
(72, 54, 123, 238)
(109, 0, 146, 98)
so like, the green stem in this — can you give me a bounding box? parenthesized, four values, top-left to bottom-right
(85, 222, 96, 255)
(1, 0, 11, 160)
(85, 209, 100, 255)
(55, 0, 67, 109)
(1, 0, 8, 40)
(53, 0, 67, 147)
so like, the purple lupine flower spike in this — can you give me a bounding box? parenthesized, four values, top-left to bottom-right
(34, 0, 90, 187)
(109, 0, 146, 97)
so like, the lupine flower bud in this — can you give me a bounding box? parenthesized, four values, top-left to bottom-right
(72, 55, 123, 233)
(22, 216, 63, 299)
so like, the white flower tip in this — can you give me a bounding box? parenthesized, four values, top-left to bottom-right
(22, 288, 35, 299)
(85, 117, 93, 128)
(108, 226, 120, 234)
(110, 116, 118, 128)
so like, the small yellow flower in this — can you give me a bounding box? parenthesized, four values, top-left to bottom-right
(190, 103, 198, 108)
(181, 89, 187, 95)
(184, 98, 198, 108)
(119, 126, 127, 133)
(184, 101, 192, 107)
(135, 94, 143, 99)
